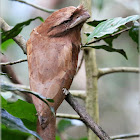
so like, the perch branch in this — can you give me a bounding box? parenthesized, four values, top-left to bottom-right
(0, 17, 27, 54)
(110, 133, 140, 139)
(0, 58, 27, 66)
(85, 27, 130, 45)
(65, 93, 111, 140)
(98, 67, 140, 78)
(1, 81, 111, 140)
(12, 0, 56, 13)
(56, 113, 80, 120)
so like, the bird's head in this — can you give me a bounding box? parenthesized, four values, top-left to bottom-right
(36, 5, 90, 37)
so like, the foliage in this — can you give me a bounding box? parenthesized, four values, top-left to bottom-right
(1, 96, 37, 129)
(1, 108, 42, 140)
(2, 124, 29, 140)
(0, 39, 15, 51)
(87, 15, 139, 41)
(84, 15, 140, 59)
(1, 16, 44, 50)
(85, 45, 127, 59)
(1, 81, 54, 111)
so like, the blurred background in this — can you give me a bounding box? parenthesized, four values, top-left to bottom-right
(1, 0, 140, 139)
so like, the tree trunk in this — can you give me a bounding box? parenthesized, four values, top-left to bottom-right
(80, 0, 99, 140)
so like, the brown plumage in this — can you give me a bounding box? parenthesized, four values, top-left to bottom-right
(27, 5, 90, 139)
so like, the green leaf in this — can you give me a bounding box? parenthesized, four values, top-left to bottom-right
(1, 109, 43, 140)
(57, 119, 73, 133)
(87, 19, 107, 27)
(56, 135, 61, 140)
(129, 21, 139, 51)
(1, 17, 44, 44)
(87, 15, 140, 42)
(1, 96, 37, 122)
(103, 34, 120, 47)
(1, 96, 37, 131)
(0, 39, 15, 51)
(1, 81, 55, 116)
(83, 45, 128, 59)
(2, 124, 29, 140)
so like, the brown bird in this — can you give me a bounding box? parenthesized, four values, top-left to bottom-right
(27, 5, 90, 139)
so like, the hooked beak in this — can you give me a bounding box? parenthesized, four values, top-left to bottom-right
(69, 11, 90, 29)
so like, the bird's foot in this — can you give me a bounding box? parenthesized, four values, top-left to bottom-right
(62, 88, 69, 95)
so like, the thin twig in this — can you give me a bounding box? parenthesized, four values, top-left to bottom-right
(0, 17, 27, 54)
(65, 93, 111, 140)
(0, 58, 27, 66)
(98, 67, 140, 78)
(85, 28, 130, 46)
(69, 90, 86, 100)
(76, 52, 84, 75)
(12, 0, 56, 13)
(110, 133, 140, 139)
(56, 113, 80, 120)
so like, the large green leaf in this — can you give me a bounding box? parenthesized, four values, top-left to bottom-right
(1, 17, 44, 44)
(1, 96, 37, 130)
(1, 81, 55, 116)
(87, 15, 140, 42)
(2, 124, 29, 140)
(83, 45, 127, 59)
(1, 109, 43, 140)
(1, 96, 37, 123)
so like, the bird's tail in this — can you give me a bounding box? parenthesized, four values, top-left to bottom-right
(37, 116, 56, 140)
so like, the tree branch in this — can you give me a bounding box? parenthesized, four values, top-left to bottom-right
(65, 93, 111, 140)
(0, 58, 27, 66)
(69, 90, 86, 100)
(0, 17, 27, 54)
(85, 27, 130, 46)
(56, 113, 80, 120)
(12, 0, 56, 13)
(110, 133, 140, 139)
(98, 67, 140, 78)
(1, 80, 111, 139)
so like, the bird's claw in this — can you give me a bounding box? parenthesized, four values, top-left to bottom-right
(62, 88, 69, 95)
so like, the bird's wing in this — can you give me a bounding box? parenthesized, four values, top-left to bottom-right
(27, 29, 78, 120)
